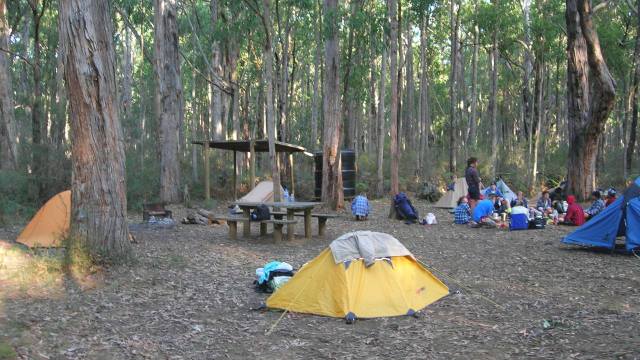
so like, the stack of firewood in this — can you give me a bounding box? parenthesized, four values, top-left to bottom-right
(181, 209, 221, 225)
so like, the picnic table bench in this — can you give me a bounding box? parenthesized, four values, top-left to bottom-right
(233, 201, 323, 239)
(207, 215, 298, 242)
(271, 211, 338, 236)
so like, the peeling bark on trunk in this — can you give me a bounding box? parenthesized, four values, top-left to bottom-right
(321, 0, 343, 210)
(154, 0, 183, 203)
(565, 0, 616, 199)
(0, 0, 17, 170)
(60, 0, 131, 261)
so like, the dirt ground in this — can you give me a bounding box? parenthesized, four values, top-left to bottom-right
(1, 199, 639, 359)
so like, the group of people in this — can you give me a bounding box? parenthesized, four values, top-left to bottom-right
(454, 157, 617, 227)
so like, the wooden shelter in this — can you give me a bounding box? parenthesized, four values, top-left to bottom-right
(192, 139, 311, 200)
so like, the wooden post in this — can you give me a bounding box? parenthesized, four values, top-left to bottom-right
(249, 138, 256, 190)
(289, 153, 295, 197)
(233, 150, 237, 200)
(204, 141, 210, 201)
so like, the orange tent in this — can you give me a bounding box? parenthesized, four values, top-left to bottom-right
(17, 190, 71, 248)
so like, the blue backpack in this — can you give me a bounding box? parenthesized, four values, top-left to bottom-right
(509, 213, 529, 231)
(394, 192, 418, 221)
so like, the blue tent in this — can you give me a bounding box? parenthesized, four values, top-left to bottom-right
(562, 177, 640, 252)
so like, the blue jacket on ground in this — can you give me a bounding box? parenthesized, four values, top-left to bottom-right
(473, 199, 495, 222)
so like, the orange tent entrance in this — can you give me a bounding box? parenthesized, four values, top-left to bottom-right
(17, 191, 70, 248)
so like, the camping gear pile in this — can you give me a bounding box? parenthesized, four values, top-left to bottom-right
(255, 261, 294, 293)
(562, 177, 640, 252)
(418, 181, 442, 202)
(265, 231, 449, 323)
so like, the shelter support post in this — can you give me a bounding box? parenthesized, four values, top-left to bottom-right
(304, 208, 311, 239)
(204, 141, 210, 201)
(250, 139, 256, 190)
(233, 151, 237, 200)
(289, 154, 295, 197)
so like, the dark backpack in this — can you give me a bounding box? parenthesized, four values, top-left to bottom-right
(251, 204, 271, 221)
(394, 192, 418, 221)
(528, 217, 546, 230)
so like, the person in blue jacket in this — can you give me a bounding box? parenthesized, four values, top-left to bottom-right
(472, 193, 498, 227)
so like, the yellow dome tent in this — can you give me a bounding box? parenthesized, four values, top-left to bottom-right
(17, 190, 71, 248)
(266, 231, 449, 321)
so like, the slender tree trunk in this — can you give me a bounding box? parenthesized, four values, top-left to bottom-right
(565, 0, 616, 199)
(468, 2, 478, 148)
(405, 25, 415, 157)
(627, 0, 640, 175)
(262, 0, 282, 203)
(154, 0, 183, 203)
(210, 0, 223, 141)
(389, 0, 399, 196)
(341, 0, 361, 150)
(489, 29, 499, 179)
(121, 21, 133, 128)
(448, 0, 458, 174)
(0, 0, 17, 170)
(530, 59, 544, 193)
(368, 24, 377, 156)
(60, 0, 131, 261)
(376, 45, 387, 197)
(321, 0, 343, 209)
(522, 0, 533, 151)
(419, 12, 431, 179)
(52, 45, 67, 148)
(310, 0, 322, 150)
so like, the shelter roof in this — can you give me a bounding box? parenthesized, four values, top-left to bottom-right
(192, 140, 309, 154)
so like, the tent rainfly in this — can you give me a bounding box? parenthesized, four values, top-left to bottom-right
(562, 177, 640, 252)
(433, 177, 468, 208)
(266, 231, 449, 322)
(17, 190, 71, 248)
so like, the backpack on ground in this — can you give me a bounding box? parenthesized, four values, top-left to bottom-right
(394, 192, 418, 221)
(251, 204, 271, 221)
(528, 217, 546, 230)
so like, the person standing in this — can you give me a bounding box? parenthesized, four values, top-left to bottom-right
(465, 157, 483, 211)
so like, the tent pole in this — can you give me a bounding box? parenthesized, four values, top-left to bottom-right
(289, 153, 295, 198)
(204, 141, 210, 201)
(233, 151, 238, 200)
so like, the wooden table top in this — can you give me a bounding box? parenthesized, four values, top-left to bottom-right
(233, 201, 322, 209)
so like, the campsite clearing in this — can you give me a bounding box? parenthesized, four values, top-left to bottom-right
(1, 200, 639, 358)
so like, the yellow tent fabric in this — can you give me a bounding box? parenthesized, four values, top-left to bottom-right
(17, 190, 70, 248)
(266, 248, 449, 319)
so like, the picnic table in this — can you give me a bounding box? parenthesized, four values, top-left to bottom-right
(233, 201, 323, 239)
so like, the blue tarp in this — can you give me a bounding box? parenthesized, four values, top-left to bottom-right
(562, 177, 640, 252)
